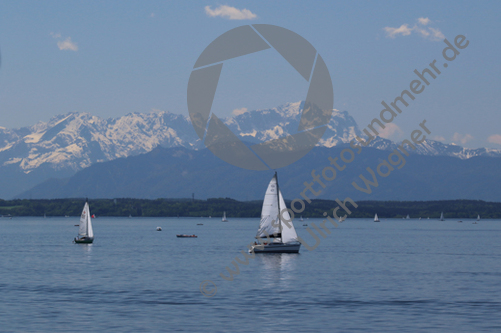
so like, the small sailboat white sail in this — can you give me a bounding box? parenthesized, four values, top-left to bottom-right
(440, 212, 444, 221)
(250, 172, 300, 253)
(221, 211, 228, 222)
(74, 200, 94, 244)
(473, 214, 480, 224)
(374, 213, 380, 222)
(300, 216, 304, 221)
(406, 214, 410, 219)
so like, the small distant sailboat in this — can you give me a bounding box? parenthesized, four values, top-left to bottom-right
(221, 211, 228, 222)
(300, 216, 304, 221)
(473, 215, 480, 224)
(74, 200, 94, 244)
(374, 213, 380, 222)
(249, 172, 300, 253)
(406, 214, 410, 220)
(419, 217, 422, 220)
(439, 212, 444, 221)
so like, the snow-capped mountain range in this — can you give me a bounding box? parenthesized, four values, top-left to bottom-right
(0, 101, 499, 198)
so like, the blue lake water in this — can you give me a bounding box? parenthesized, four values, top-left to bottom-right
(1, 216, 500, 332)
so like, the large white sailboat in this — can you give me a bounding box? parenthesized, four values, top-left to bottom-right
(221, 211, 228, 222)
(439, 212, 444, 221)
(249, 172, 300, 253)
(74, 200, 94, 244)
(374, 213, 380, 222)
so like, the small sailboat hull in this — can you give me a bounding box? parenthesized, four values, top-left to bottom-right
(250, 242, 301, 253)
(74, 237, 93, 244)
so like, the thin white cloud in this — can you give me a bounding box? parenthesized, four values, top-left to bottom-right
(452, 132, 474, 145)
(383, 17, 444, 41)
(205, 5, 257, 20)
(50, 33, 78, 51)
(432, 135, 446, 142)
(418, 17, 430, 25)
(232, 107, 248, 116)
(428, 27, 445, 41)
(487, 134, 501, 145)
(384, 24, 413, 38)
(57, 37, 78, 51)
(379, 123, 404, 141)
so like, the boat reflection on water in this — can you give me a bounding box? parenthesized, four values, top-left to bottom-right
(254, 252, 298, 288)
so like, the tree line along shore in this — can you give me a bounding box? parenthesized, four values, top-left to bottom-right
(0, 198, 499, 219)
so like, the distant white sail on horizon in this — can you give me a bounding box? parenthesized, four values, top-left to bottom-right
(78, 202, 94, 239)
(374, 213, 380, 222)
(440, 212, 444, 221)
(222, 211, 228, 222)
(477, 214, 480, 221)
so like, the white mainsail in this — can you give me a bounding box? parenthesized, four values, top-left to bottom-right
(477, 215, 480, 221)
(222, 211, 228, 222)
(255, 174, 298, 244)
(256, 175, 281, 239)
(374, 213, 379, 222)
(78, 202, 94, 238)
(440, 212, 444, 221)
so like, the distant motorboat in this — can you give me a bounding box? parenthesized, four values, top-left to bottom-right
(303, 224, 308, 226)
(458, 220, 463, 223)
(197, 223, 203, 225)
(156, 227, 162, 231)
(221, 211, 228, 222)
(176, 234, 197, 238)
(374, 213, 380, 222)
(74, 200, 94, 244)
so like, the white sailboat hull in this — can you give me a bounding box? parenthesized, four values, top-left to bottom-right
(250, 242, 301, 253)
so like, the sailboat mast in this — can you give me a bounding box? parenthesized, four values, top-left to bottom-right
(275, 172, 282, 242)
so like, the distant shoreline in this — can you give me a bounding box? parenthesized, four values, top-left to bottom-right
(0, 198, 499, 219)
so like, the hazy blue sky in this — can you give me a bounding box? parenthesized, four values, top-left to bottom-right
(0, 1, 500, 148)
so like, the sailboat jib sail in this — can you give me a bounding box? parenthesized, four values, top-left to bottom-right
(75, 201, 94, 243)
(252, 173, 300, 253)
(278, 190, 298, 244)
